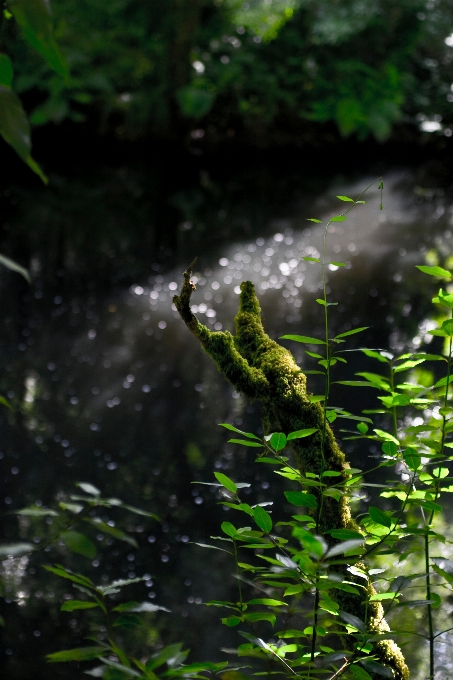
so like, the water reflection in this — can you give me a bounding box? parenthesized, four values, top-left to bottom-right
(1, 166, 453, 679)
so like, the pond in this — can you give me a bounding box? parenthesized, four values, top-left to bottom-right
(1, 144, 452, 679)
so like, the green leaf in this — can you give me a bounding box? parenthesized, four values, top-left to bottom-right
(47, 647, 105, 663)
(247, 598, 287, 606)
(61, 600, 99, 612)
(253, 506, 272, 533)
(43, 565, 94, 588)
(228, 438, 263, 447)
(416, 265, 451, 279)
(403, 448, 421, 471)
(373, 429, 398, 445)
(61, 531, 96, 559)
(336, 195, 354, 202)
(97, 577, 146, 596)
(442, 319, 453, 337)
(284, 491, 318, 508)
(222, 615, 242, 627)
(243, 612, 276, 626)
(214, 472, 237, 493)
(0, 86, 47, 182)
(329, 261, 346, 267)
(327, 529, 363, 540)
(302, 256, 321, 262)
(369, 506, 392, 528)
(334, 327, 369, 339)
(0, 252, 31, 283)
(338, 610, 366, 632)
(0, 54, 13, 87)
(357, 422, 368, 434)
(0, 542, 35, 558)
(287, 428, 318, 440)
(219, 423, 260, 440)
(99, 657, 141, 677)
(369, 593, 397, 602)
(330, 215, 347, 222)
(221, 522, 238, 538)
(280, 334, 325, 345)
(76, 482, 101, 496)
(360, 661, 394, 678)
(269, 432, 287, 451)
(350, 665, 372, 680)
(361, 349, 392, 363)
(326, 539, 364, 557)
(8, 0, 69, 78)
(15, 506, 59, 517)
(113, 601, 170, 613)
(0, 394, 12, 409)
(307, 218, 323, 223)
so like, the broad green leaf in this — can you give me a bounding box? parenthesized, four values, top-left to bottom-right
(0, 252, 31, 283)
(334, 327, 369, 340)
(350, 665, 372, 680)
(0, 86, 47, 183)
(403, 448, 421, 471)
(330, 215, 347, 222)
(361, 660, 394, 678)
(221, 522, 238, 538)
(329, 261, 346, 267)
(396, 599, 436, 608)
(228, 438, 263, 447)
(442, 319, 453, 336)
(113, 601, 170, 613)
(61, 531, 96, 559)
(361, 349, 392, 363)
(287, 428, 318, 440)
(373, 429, 398, 445)
(146, 643, 186, 672)
(338, 610, 366, 632)
(8, 0, 69, 78)
(326, 539, 364, 557)
(394, 359, 426, 373)
(0, 542, 35, 558)
(247, 598, 287, 606)
(61, 600, 98, 612)
(293, 527, 326, 557)
(369, 593, 397, 601)
(0, 54, 13, 87)
(327, 529, 363, 540)
(98, 656, 141, 677)
(302, 256, 320, 262)
(43, 565, 94, 588)
(97, 577, 146, 596)
(416, 265, 451, 279)
(214, 472, 237, 493)
(336, 195, 354, 202)
(243, 612, 276, 626)
(269, 432, 287, 451)
(219, 423, 260, 440)
(76, 482, 101, 496)
(357, 422, 368, 434)
(222, 615, 242, 627)
(47, 647, 104, 663)
(15, 506, 58, 517)
(369, 506, 392, 528)
(0, 394, 12, 409)
(284, 491, 318, 508)
(280, 334, 325, 344)
(253, 506, 272, 533)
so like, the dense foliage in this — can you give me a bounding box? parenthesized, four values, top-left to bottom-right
(1, 0, 453, 162)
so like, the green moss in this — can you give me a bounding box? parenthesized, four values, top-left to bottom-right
(174, 274, 409, 680)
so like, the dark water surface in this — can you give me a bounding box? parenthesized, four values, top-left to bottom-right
(1, 145, 453, 679)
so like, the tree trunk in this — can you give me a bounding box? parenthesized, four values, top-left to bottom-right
(174, 263, 409, 680)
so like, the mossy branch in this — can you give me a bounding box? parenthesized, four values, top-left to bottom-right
(174, 272, 409, 680)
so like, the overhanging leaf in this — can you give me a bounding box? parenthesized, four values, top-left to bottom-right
(47, 646, 104, 663)
(8, 0, 69, 78)
(61, 531, 96, 559)
(0, 86, 47, 183)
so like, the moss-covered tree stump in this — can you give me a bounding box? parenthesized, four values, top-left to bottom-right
(174, 261, 409, 680)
